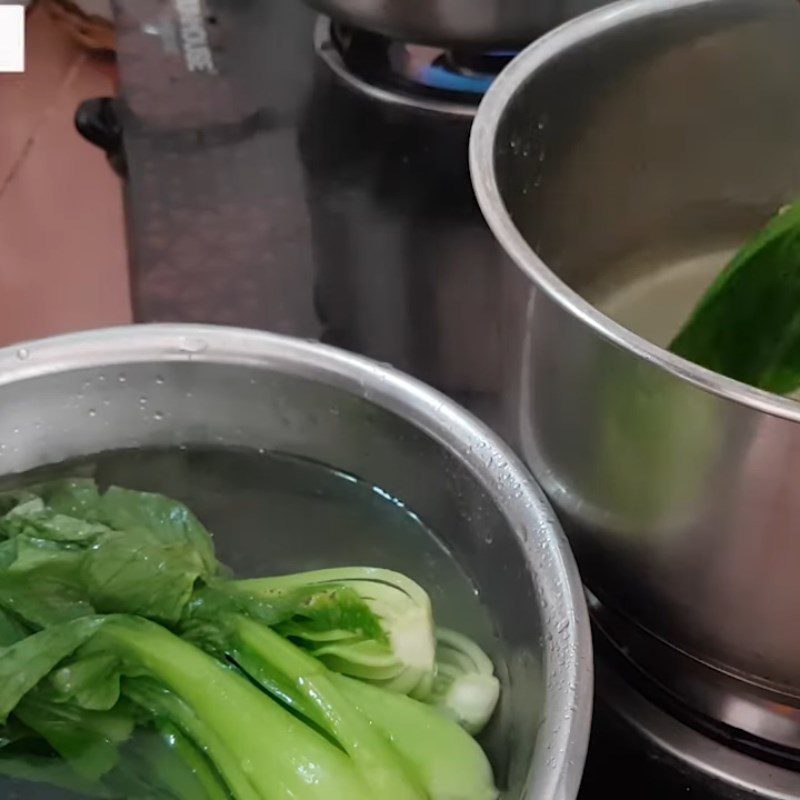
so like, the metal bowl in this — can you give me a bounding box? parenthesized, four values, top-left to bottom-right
(471, 0, 800, 756)
(0, 324, 591, 800)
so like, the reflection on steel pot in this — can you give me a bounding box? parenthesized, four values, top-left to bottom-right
(471, 0, 800, 755)
(299, 34, 507, 422)
(0, 324, 591, 800)
(302, 0, 613, 47)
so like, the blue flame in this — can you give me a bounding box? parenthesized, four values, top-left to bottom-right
(419, 65, 495, 94)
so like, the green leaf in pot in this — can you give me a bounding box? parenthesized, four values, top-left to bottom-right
(0, 537, 94, 628)
(0, 752, 112, 798)
(232, 567, 437, 698)
(14, 692, 136, 782)
(0, 479, 502, 799)
(670, 200, 800, 393)
(0, 481, 220, 626)
(96, 486, 218, 577)
(0, 617, 109, 721)
(0, 608, 29, 647)
(81, 528, 208, 624)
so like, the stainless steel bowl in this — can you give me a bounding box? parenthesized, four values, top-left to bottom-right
(0, 324, 591, 800)
(303, 0, 610, 47)
(471, 0, 800, 754)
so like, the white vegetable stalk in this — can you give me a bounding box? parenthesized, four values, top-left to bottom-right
(239, 567, 437, 697)
(430, 628, 500, 734)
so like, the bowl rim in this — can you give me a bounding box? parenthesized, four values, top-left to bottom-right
(469, 0, 800, 425)
(0, 322, 593, 800)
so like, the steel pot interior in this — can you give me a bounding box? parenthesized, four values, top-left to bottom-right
(471, 0, 800, 422)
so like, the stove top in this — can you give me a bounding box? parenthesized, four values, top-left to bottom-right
(316, 19, 516, 116)
(104, 1, 794, 796)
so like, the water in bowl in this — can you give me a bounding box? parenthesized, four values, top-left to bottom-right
(0, 446, 497, 799)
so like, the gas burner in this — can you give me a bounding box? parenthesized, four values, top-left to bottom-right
(589, 640, 800, 799)
(314, 17, 517, 117)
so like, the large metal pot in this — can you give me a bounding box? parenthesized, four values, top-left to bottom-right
(0, 324, 591, 800)
(302, 0, 609, 47)
(471, 0, 800, 755)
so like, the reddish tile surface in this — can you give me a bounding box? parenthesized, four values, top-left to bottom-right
(0, 2, 130, 347)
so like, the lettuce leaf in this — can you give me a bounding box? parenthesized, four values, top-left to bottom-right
(0, 481, 219, 627)
(0, 617, 108, 721)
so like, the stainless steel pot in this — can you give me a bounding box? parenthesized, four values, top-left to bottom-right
(471, 0, 800, 755)
(303, 0, 611, 47)
(0, 324, 591, 800)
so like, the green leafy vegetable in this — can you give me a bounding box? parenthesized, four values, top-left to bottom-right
(332, 673, 498, 800)
(0, 479, 500, 799)
(81, 528, 207, 623)
(69, 616, 373, 800)
(0, 752, 112, 797)
(96, 486, 217, 576)
(205, 614, 426, 800)
(670, 200, 800, 393)
(147, 720, 232, 800)
(236, 567, 437, 697)
(0, 607, 30, 647)
(122, 679, 244, 800)
(0, 616, 108, 720)
(0, 481, 217, 625)
(14, 692, 135, 781)
(429, 628, 500, 735)
(0, 536, 94, 627)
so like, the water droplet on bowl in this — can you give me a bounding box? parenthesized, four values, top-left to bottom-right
(15, 348, 28, 361)
(178, 337, 208, 355)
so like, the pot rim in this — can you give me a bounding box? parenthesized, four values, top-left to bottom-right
(469, 0, 800, 425)
(0, 322, 593, 800)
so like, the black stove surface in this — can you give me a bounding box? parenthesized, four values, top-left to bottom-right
(108, 2, 705, 796)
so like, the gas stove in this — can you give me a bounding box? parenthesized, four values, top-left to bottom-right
(315, 19, 516, 116)
(91, 1, 799, 797)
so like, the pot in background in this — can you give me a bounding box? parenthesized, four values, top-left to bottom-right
(0, 324, 592, 800)
(302, 0, 612, 48)
(299, 36, 508, 427)
(471, 0, 800, 756)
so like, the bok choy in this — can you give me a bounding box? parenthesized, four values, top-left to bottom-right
(0, 478, 501, 799)
(670, 199, 800, 394)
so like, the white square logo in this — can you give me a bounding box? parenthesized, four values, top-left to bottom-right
(0, 5, 24, 73)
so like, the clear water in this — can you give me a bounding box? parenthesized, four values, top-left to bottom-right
(593, 248, 733, 347)
(593, 247, 800, 402)
(0, 446, 496, 799)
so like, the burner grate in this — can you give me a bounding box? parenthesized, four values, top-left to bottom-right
(325, 21, 517, 113)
